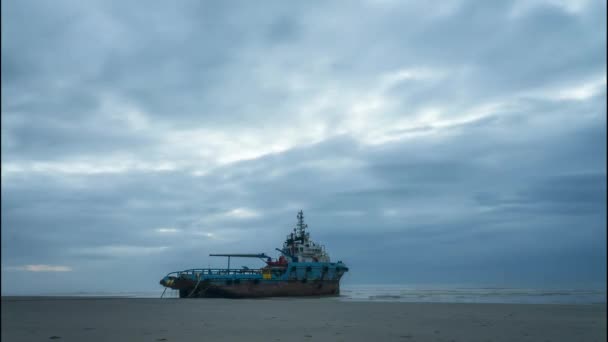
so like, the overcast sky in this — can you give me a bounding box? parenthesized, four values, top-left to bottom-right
(1, 0, 606, 295)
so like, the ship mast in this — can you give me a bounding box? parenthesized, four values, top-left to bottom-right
(296, 210, 307, 241)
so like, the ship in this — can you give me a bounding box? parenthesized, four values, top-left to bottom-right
(159, 210, 349, 298)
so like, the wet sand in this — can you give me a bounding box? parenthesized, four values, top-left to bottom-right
(1, 297, 605, 342)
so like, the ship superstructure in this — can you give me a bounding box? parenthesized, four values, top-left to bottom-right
(159, 211, 348, 298)
(281, 211, 330, 263)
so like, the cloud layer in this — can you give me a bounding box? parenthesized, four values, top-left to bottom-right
(1, 0, 606, 294)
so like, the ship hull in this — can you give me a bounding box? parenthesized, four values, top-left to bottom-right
(173, 279, 341, 298)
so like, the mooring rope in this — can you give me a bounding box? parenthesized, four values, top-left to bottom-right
(188, 273, 202, 298)
(160, 287, 168, 299)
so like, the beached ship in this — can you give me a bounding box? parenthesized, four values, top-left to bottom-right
(159, 211, 349, 298)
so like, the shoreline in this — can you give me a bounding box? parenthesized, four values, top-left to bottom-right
(2, 292, 606, 305)
(2, 295, 607, 304)
(3, 285, 605, 304)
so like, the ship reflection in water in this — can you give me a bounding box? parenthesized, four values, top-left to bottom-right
(159, 211, 349, 298)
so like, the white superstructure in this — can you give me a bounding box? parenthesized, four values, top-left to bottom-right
(282, 210, 330, 262)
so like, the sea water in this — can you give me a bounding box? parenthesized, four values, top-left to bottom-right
(338, 284, 607, 304)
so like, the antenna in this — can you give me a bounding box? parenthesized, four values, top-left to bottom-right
(296, 210, 307, 239)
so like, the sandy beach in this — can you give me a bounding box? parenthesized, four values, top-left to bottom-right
(1, 297, 605, 342)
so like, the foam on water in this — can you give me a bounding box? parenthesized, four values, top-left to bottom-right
(338, 285, 607, 304)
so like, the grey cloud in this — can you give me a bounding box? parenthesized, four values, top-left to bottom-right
(1, 0, 605, 294)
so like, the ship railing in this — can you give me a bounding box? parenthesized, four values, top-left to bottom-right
(165, 268, 262, 278)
